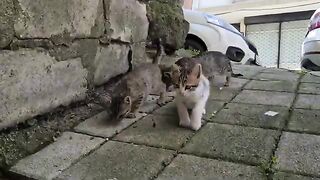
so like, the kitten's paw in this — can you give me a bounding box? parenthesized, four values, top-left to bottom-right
(157, 97, 173, 106)
(190, 120, 201, 131)
(157, 100, 166, 106)
(179, 120, 190, 128)
(125, 113, 136, 119)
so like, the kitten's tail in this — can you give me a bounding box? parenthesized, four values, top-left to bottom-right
(153, 38, 165, 65)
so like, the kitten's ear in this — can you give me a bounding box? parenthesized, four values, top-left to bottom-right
(124, 96, 131, 104)
(191, 63, 202, 79)
(171, 64, 180, 72)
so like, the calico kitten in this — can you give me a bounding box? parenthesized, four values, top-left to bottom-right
(173, 60, 210, 131)
(95, 39, 170, 121)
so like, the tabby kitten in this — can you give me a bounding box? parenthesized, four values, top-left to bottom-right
(193, 51, 234, 86)
(95, 39, 170, 121)
(173, 60, 210, 131)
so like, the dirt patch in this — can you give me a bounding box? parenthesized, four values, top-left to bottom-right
(0, 102, 103, 172)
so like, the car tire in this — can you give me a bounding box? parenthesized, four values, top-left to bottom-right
(185, 39, 206, 53)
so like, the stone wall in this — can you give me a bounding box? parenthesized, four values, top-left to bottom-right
(0, 0, 188, 130)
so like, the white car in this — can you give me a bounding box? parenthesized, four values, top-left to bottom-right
(183, 9, 259, 65)
(301, 8, 320, 71)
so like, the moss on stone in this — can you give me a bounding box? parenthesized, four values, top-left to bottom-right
(147, 0, 189, 51)
(0, 0, 15, 48)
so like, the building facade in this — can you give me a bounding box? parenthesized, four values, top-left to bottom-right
(183, 0, 320, 69)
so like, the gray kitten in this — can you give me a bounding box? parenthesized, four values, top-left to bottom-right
(164, 51, 237, 88)
(193, 51, 235, 86)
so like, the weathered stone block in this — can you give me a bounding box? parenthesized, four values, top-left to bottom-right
(212, 103, 289, 129)
(107, 0, 149, 43)
(245, 80, 298, 92)
(182, 123, 279, 165)
(93, 44, 130, 85)
(153, 102, 177, 116)
(298, 83, 320, 95)
(158, 154, 267, 180)
(0, 0, 15, 48)
(294, 94, 320, 110)
(10, 132, 105, 180)
(232, 64, 265, 79)
(253, 72, 300, 82)
(0, 49, 88, 129)
(275, 132, 320, 176)
(232, 90, 295, 107)
(75, 111, 145, 138)
(56, 141, 174, 180)
(209, 88, 240, 102)
(14, 0, 104, 39)
(203, 100, 226, 120)
(287, 109, 320, 134)
(301, 73, 320, 83)
(114, 114, 194, 150)
(273, 172, 320, 180)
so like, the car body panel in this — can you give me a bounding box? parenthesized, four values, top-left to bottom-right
(183, 9, 258, 65)
(301, 8, 320, 70)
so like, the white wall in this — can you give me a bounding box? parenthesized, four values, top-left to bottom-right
(193, 0, 257, 9)
(198, 0, 232, 8)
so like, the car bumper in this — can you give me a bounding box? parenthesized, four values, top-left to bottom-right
(301, 40, 320, 71)
(195, 24, 255, 64)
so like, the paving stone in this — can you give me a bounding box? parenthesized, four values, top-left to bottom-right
(232, 65, 265, 79)
(211, 103, 289, 129)
(10, 132, 105, 180)
(56, 141, 174, 180)
(153, 100, 225, 121)
(273, 172, 320, 180)
(203, 100, 226, 120)
(245, 80, 298, 92)
(75, 111, 145, 138)
(209, 86, 240, 102)
(211, 77, 248, 89)
(263, 68, 292, 73)
(182, 123, 279, 165)
(153, 102, 176, 116)
(114, 114, 194, 150)
(253, 72, 300, 82)
(301, 73, 320, 83)
(232, 90, 295, 107)
(157, 154, 267, 180)
(298, 83, 320, 95)
(208, 77, 248, 102)
(294, 94, 320, 110)
(139, 95, 160, 114)
(287, 109, 320, 134)
(275, 132, 320, 176)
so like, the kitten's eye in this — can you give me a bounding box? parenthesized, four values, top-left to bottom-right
(185, 85, 197, 90)
(174, 84, 179, 88)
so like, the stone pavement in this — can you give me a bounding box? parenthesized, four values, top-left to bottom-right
(9, 65, 320, 180)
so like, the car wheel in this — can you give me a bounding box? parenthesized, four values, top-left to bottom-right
(185, 39, 206, 53)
